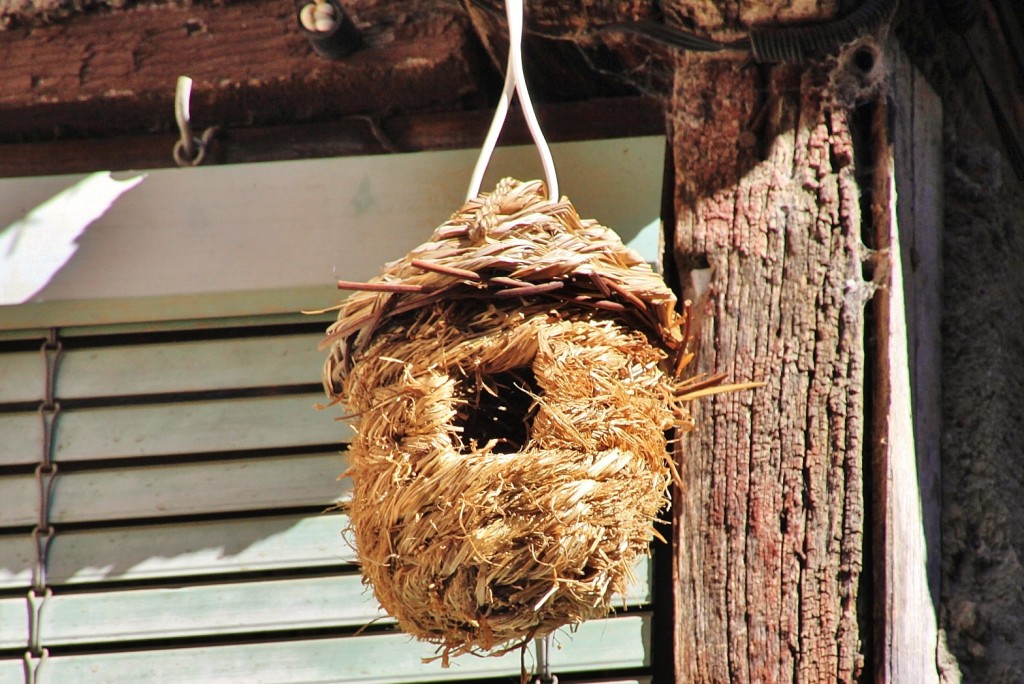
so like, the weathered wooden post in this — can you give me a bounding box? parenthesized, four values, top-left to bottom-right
(664, 1, 950, 681)
(664, 2, 886, 681)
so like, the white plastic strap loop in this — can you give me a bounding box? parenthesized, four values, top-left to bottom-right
(466, 0, 558, 203)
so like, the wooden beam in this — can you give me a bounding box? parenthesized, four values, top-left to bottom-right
(0, 0, 486, 141)
(0, 96, 664, 178)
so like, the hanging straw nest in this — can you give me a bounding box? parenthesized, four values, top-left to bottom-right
(320, 178, 717, 662)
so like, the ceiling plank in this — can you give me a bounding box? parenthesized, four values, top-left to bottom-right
(0, 0, 487, 141)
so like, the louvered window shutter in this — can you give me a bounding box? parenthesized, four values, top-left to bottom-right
(0, 318, 653, 683)
(0, 138, 664, 683)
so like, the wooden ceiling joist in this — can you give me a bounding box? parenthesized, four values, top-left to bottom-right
(0, 0, 487, 141)
(0, 95, 665, 176)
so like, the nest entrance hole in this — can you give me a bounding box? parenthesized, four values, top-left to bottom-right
(455, 368, 539, 454)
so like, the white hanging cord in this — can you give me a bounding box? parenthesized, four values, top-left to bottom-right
(466, 0, 559, 203)
(174, 76, 198, 164)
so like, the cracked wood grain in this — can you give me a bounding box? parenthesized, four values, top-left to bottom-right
(0, 0, 484, 140)
(670, 55, 867, 683)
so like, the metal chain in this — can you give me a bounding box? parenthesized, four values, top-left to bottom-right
(24, 328, 62, 684)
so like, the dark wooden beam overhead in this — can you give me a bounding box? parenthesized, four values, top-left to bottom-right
(0, 0, 492, 142)
(0, 95, 665, 177)
(0, 0, 674, 145)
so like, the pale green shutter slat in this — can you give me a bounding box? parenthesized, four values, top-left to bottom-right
(0, 598, 27, 649)
(0, 669, 658, 684)
(47, 513, 356, 585)
(59, 312, 332, 338)
(40, 574, 385, 646)
(33, 614, 650, 684)
(3, 393, 348, 466)
(56, 333, 323, 399)
(49, 452, 349, 524)
(0, 659, 22, 684)
(0, 350, 44, 403)
(0, 475, 37, 527)
(44, 512, 648, 590)
(0, 412, 41, 466)
(0, 536, 33, 588)
(628, 555, 653, 603)
(53, 393, 347, 462)
(39, 559, 651, 647)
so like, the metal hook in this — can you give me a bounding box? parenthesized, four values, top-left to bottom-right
(173, 76, 217, 166)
